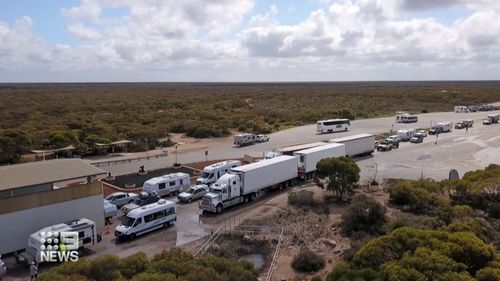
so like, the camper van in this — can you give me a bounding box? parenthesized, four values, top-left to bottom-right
(143, 172, 190, 197)
(196, 160, 241, 185)
(17, 218, 101, 264)
(234, 133, 257, 146)
(115, 199, 176, 239)
(397, 129, 416, 141)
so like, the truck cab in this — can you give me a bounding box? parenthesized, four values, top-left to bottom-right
(200, 173, 242, 213)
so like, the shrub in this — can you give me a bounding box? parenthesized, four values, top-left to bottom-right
(311, 276, 323, 281)
(488, 203, 500, 219)
(326, 261, 380, 281)
(288, 190, 314, 207)
(292, 249, 326, 273)
(342, 194, 387, 236)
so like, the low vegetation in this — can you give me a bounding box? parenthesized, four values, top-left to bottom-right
(316, 156, 360, 201)
(40, 249, 258, 281)
(2, 81, 500, 164)
(341, 194, 387, 237)
(292, 248, 326, 273)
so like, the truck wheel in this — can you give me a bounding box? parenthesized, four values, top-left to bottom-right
(187, 198, 192, 203)
(216, 204, 223, 214)
(243, 196, 249, 203)
(250, 194, 256, 201)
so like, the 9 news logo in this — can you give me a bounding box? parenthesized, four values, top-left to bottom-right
(39, 231, 80, 263)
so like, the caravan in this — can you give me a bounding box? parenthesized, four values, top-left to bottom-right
(143, 172, 190, 197)
(196, 160, 241, 185)
(17, 218, 101, 264)
(397, 129, 416, 141)
(115, 199, 176, 239)
(454, 106, 469, 113)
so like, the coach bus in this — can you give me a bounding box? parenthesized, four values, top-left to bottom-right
(316, 119, 351, 133)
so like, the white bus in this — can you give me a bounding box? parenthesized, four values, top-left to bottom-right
(316, 119, 351, 133)
(115, 199, 176, 239)
(399, 114, 418, 123)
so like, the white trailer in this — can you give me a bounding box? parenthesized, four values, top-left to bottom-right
(397, 129, 416, 141)
(454, 106, 469, 113)
(143, 172, 190, 197)
(17, 218, 101, 264)
(294, 143, 345, 179)
(200, 155, 298, 213)
(196, 160, 241, 185)
(277, 142, 326, 156)
(436, 121, 453, 133)
(234, 133, 257, 146)
(328, 133, 375, 158)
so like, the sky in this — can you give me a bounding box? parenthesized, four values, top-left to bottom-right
(0, 0, 499, 82)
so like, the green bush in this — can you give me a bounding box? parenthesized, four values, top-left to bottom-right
(311, 276, 323, 281)
(341, 194, 387, 236)
(488, 203, 500, 219)
(326, 261, 380, 281)
(292, 249, 326, 273)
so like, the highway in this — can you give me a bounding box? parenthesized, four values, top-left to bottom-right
(91, 110, 500, 182)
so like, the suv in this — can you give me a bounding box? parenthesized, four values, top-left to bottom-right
(177, 184, 209, 203)
(121, 191, 160, 214)
(410, 133, 424, 143)
(256, 134, 270, 143)
(417, 129, 428, 137)
(386, 136, 400, 148)
(377, 140, 393, 151)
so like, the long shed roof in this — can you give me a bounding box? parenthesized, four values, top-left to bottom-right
(0, 159, 105, 191)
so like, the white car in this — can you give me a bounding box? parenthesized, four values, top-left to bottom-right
(257, 134, 270, 142)
(105, 192, 138, 208)
(417, 130, 428, 137)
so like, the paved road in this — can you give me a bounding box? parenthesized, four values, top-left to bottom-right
(92, 110, 500, 180)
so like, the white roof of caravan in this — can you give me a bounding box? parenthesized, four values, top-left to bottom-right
(127, 199, 174, 217)
(278, 142, 326, 153)
(328, 133, 374, 143)
(294, 143, 345, 155)
(144, 172, 190, 184)
(30, 218, 94, 241)
(437, 121, 452, 125)
(203, 160, 240, 171)
(232, 155, 296, 172)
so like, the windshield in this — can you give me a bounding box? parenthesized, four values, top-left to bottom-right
(121, 216, 135, 227)
(105, 195, 115, 200)
(186, 188, 195, 194)
(210, 188, 222, 194)
(202, 172, 210, 178)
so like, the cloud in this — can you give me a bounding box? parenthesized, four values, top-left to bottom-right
(1, 0, 500, 81)
(68, 23, 101, 40)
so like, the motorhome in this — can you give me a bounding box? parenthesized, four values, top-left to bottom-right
(196, 160, 241, 185)
(234, 133, 257, 146)
(430, 122, 453, 134)
(17, 218, 101, 264)
(316, 119, 350, 133)
(487, 114, 500, 124)
(115, 199, 176, 239)
(454, 106, 469, 113)
(143, 172, 190, 197)
(395, 112, 409, 123)
(397, 129, 416, 141)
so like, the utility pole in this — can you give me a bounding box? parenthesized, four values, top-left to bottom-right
(175, 145, 178, 165)
(144, 137, 149, 156)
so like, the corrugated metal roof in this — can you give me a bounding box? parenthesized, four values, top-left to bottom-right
(0, 159, 105, 191)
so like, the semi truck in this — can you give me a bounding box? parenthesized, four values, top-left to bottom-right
(200, 156, 298, 213)
(264, 142, 326, 159)
(293, 143, 345, 179)
(328, 133, 375, 158)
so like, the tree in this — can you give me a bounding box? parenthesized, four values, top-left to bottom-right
(0, 129, 32, 164)
(316, 156, 360, 201)
(326, 262, 381, 281)
(341, 194, 387, 236)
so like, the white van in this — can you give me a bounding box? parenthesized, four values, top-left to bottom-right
(143, 172, 190, 197)
(114, 199, 176, 239)
(196, 160, 241, 185)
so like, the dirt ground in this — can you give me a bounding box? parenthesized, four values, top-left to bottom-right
(169, 133, 233, 154)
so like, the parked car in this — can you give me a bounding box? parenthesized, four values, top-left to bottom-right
(177, 184, 209, 203)
(483, 119, 492, 125)
(121, 191, 160, 214)
(410, 133, 425, 143)
(377, 140, 393, 151)
(387, 135, 401, 143)
(417, 130, 428, 137)
(386, 136, 399, 148)
(104, 200, 118, 220)
(0, 255, 6, 278)
(256, 134, 270, 143)
(105, 192, 138, 208)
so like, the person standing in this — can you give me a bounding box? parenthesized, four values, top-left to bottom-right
(30, 261, 38, 281)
